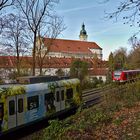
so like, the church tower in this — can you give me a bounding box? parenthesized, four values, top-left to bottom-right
(79, 23, 88, 41)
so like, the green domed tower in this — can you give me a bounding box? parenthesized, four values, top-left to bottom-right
(79, 23, 88, 41)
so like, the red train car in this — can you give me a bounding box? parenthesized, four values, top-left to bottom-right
(112, 70, 140, 82)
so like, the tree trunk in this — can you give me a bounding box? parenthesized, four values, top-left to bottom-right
(32, 32, 37, 76)
(39, 66, 43, 75)
(16, 36, 20, 76)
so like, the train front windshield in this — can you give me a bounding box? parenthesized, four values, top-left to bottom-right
(114, 71, 121, 78)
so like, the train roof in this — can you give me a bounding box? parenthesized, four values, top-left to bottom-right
(16, 75, 70, 84)
(114, 69, 140, 73)
(0, 78, 80, 95)
(123, 70, 140, 73)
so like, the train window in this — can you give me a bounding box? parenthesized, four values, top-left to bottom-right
(44, 93, 55, 111)
(114, 71, 121, 78)
(45, 93, 54, 104)
(0, 103, 3, 120)
(27, 95, 39, 110)
(76, 85, 79, 93)
(56, 91, 60, 102)
(66, 88, 73, 99)
(61, 90, 64, 101)
(18, 98, 23, 113)
(9, 100, 15, 115)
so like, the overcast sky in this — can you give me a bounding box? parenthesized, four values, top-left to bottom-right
(55, 0, 139, 60)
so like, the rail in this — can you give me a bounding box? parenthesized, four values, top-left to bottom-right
(81, 81, 138, 108)
(81, 87, 108, 108)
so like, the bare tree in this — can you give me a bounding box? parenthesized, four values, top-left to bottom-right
(0, 13, 30, 76)
(113, 47, 128, 70)
(128, 36, 140, 68)
(105, 0, 140, 28)
(128, 36, 140, 49)
(0, 16, 5, 34)
(128, 46, 140, 69)
(0, 0, 15, 10)
(16, 0, 61, 76)
(0, 0, 16, 34)
(36, 15, 65, 75)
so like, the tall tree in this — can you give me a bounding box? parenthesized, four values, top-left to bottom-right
(106, 52, 115, 82)
(128, 36, 140, 68)
(36, 15, 65, 75)
(128, 47, 140, 69)
(70, 59, 88, 84)
(0, 13, 30, 76)
(108, 52, 115, 72)
(113, 47, 128, 70)
(16, 0, 61, 76)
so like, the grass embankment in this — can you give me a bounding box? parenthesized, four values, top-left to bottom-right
(26, 81, 140, 140)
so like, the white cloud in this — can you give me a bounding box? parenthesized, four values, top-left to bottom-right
(58, 5, 103, 13)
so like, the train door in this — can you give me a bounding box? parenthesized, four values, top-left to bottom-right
(60, 87, 65, 110)
(7, 96, 16, 129)
(54, 88, 61, 112)
(54, 87, 65, 112)
(17, 94, 25, 126)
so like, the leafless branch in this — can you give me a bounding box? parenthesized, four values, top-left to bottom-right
(36, 15, 65, 75)
(0, 0, 15, 10)
(0, 13, 31, 75)
(16, 0, 61, 75)
(105, 0, 140, 27)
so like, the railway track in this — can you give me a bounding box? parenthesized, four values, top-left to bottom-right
(81, 87, 108, 108)
(81, 80, 140, 108)
(81, 83, 131, 108)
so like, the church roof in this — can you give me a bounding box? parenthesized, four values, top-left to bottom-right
(0, 56, 81, 68)
(43, 38, 102, 54)
(0, 56, 107, 69)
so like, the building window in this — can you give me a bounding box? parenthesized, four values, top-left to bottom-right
(18, 98, 23, 113)
(27, 95, 39, 110)
(9, 100, 15, 115)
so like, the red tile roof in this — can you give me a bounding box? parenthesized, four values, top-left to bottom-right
(0, 56, 107, 71)
(0, 56, 32, 68)
(0, 56, 108, 76)
(43, 38, 102, 54)
(89, 68, 108, 76)
(0, 56, 79, 68)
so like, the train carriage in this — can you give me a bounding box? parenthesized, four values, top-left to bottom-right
(112, 70, 140, 82)
(0, 78, 81, 135)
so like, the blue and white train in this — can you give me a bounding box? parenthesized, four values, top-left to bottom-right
(0, 78, 81, 134)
